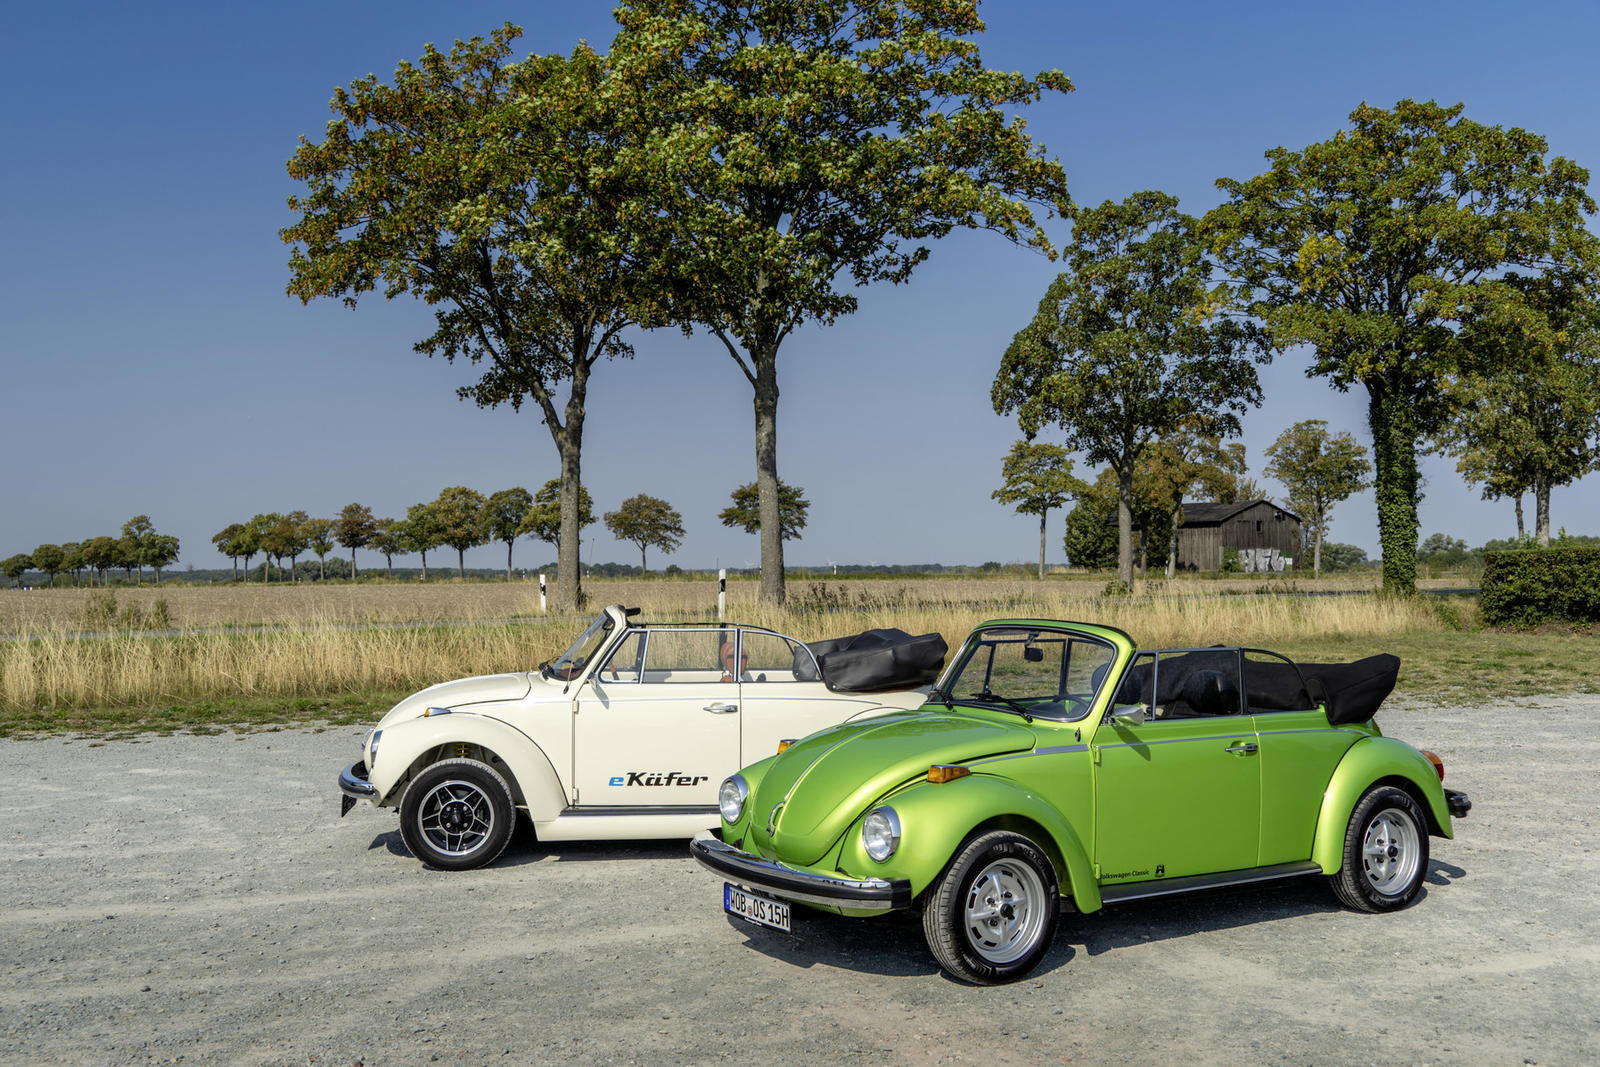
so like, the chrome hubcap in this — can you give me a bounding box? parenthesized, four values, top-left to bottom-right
(417, 779, 495, 856)
(961, 859, 1046, 964)
(1362, 808, 1420, 895)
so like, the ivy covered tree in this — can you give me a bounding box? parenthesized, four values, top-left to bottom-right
(285, 27, 676, 611)
(994, 191, 1262, 589)
(1205, 99, 1600, 594)
(1263, 420, 1372, 578)
(992, 441, 1084, 579)
(612, 0, 1072, 606)
(604, 494, 685, 573)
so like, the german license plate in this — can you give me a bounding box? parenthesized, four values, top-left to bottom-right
(724, 883, 791, 932)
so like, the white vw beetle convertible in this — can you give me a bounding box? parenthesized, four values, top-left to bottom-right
(338, 605, 943, 870)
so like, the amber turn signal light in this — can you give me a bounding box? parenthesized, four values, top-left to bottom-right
(777, 738, 798, 754)
(927, 765, 970, 784)
(1420, 749, 1445, 781)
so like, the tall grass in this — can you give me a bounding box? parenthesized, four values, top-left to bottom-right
(1, 578, 1455, 722)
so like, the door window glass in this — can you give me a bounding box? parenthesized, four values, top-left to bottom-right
(638, 629, 729, 683)
(1149, 649, 1243, 720)
(738, 632, 810, 682)
(599, 631, 643, 682)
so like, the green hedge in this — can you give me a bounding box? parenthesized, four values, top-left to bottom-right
(1480, 547, 1600, 627)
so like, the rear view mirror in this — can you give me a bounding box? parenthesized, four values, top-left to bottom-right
(1024, 647, 1044, 662)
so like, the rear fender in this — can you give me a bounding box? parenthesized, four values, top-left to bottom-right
(840, 774, 1103, 914)
(1312, 735, 1454, 874)
(366, 712, 567, 820)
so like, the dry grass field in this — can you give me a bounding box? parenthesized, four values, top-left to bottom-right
(2, 574, 1586, 736)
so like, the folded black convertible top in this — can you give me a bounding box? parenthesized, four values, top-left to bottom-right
(798, 628, 948, 693)
(1115, 650, 1399, 725)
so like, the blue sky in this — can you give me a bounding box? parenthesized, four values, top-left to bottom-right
(4, 0, 1597, 573)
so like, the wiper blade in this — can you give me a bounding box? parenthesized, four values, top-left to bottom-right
(537, 659, 554, 679)
(970, 691, 1033, 722)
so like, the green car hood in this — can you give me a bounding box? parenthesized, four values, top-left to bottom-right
(748, 709, 1036, 866)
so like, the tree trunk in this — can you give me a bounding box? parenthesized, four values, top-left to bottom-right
(752, 339, 785, 608)
(1312, 511, 1325, 579)
(557, 440, 585, 612)
(420, 550, 428, 581)
(506, 541, 514, 581)
(1514, 495, 1525, 540)
(1116, 466, 1135, 589)
(1038, 512, 1047, 580)
(1367, 381, 1421, 596)
(458, 547, 467, 579)
(1165, 501, 1182, 579)
(351, 547, 359, 582)
(1535, 474, 1551, 546)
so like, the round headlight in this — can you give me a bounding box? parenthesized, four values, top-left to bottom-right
(718, 775, 749, 823)
(861, 807, 901, 862)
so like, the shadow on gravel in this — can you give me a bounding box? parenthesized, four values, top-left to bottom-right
(363, 824, 694, 867)
(721, 865, 1472, 985)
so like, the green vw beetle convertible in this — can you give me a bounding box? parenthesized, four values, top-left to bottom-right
(692, 618, 1470, 984)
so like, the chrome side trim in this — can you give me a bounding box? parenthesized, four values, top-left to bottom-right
(969, 744, 1087, 768)
(1095, 733, 1257, 750)
(1099, 861, 1322, 904)
(561, 804, 718, 818)
(691, 836, 911, 910)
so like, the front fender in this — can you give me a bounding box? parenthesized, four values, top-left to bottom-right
(839, 773, 1103, 914)
(367, 712, 567, 821)
(1312, 735, 1455, 874)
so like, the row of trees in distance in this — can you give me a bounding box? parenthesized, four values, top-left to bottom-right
(2, 516, 179, 587)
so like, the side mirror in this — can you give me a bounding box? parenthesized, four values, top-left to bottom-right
(1023, 647, 1044, 662)
(1109, 703, 1147, 726)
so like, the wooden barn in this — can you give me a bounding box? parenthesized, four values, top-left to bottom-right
(1173, 500, 1303, 572)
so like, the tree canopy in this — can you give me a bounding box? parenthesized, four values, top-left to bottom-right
(1263, 420, 1372, 577)
(604, 494, 685, 573)
(994, 190, 1262, 588)
(486, 487, 535, 580)
(992, 441, 1084, 579)
(1205, 99, 1600, 593)
(333, 503, 377, 581)
(431, 487, 490, 578)
(720, 480, 809, 544)
(610, 0, 1072, 605)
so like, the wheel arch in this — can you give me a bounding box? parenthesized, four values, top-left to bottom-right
(1312, 737, 1454, 874)
(369, 713, 567, 821)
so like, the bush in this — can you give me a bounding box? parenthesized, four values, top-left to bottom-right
(1480, 547, 1600, 627)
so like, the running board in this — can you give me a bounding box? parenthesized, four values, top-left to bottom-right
(533, 806, 720, 842)
(1099, 861, 1323, 904)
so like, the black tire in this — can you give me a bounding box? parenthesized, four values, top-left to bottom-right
(398, 758, 516, 871)
(921, 831, 1060, 984)
(1329, 784, 1429, 912)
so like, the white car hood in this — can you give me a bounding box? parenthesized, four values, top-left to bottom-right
(378, 672, 534, 727)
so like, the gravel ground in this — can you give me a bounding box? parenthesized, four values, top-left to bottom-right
(3, 697, 1597, 1066)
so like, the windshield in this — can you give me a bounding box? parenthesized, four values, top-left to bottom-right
(938, 626, 1116, 722)
(545, 611, 615, 680)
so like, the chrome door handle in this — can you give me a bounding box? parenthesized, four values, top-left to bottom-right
(703, 703, 739, 714)
(1224, 742, 1258, 755)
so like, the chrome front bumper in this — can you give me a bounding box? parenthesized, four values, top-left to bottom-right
(690, 835, 911, 911)
(339, 762, 377, 816)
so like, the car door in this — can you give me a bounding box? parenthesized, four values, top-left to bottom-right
(570, 627, 739, 809)
(732, 630, 892, 765)
(1091, 650, 1261, 883)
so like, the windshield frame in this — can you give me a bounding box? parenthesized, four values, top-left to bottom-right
(935, 624, 1119, 723)
(545, 610, 617, 680)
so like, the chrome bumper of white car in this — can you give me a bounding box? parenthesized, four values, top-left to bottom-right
(690, 834, 911, 910)
(339, 762, 377, 816)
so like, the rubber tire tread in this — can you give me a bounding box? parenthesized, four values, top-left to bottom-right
(399, 758, 516, 871)
(1329, 784, 1429, 912)
(920, 830, 1060, 985)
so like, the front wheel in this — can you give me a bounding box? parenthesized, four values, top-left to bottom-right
(921, 831, 1060, 984)
(399, 758, 516, 871)
(1329, 785, 1429, 912)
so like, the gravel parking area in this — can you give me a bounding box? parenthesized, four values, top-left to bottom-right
(3, 698, 1597, 1065)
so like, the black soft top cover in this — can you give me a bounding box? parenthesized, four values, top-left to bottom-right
(1113, 649, 1399, 725)
(798, 628, 948, 693)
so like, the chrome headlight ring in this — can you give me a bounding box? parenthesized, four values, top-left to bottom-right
(862, 807, 901, 863)
(718, 775, 749, 824)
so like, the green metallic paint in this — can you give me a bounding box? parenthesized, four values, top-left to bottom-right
(1312, 735, 1456, 874)
(1254, 713, 1373, 865)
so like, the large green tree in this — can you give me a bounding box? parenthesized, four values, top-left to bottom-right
(991, 441, 1084, 580)
(611, 0, 1072, 606)
(333, 503, 377, 582)
(368, 519, 405, 579)
(31, 544, 64, 587)
(303, 517, 336, 580)
(120, 516, 155, 584)
(433, 486, 490, 578)
(402, 503, 443, 581)
(1263, 420, 1372, 578)
(212, 523, 246, 581)
(994, 191, 1262, 589)
(81, 537, 119, 586)
(2, 553, 33, 587)
(518, 479, 595, 563)
(604, 494, 685, 573)
(485, 487, 535, 580)
(1205, 99, 1599, 594)
(285, 27, 674, 611)
(720, 480, 809, 544)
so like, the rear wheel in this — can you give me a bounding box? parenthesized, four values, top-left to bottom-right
(399, 758, 515, 871)
(1330, 785, 1428, 912)
(921, 831, 1059, 984)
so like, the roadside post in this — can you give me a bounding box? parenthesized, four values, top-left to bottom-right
(539, 573, 547, 614)
(718, 569, 726, 621)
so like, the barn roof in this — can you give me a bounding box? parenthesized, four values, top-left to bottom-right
(1181, 499, 1302, 525)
